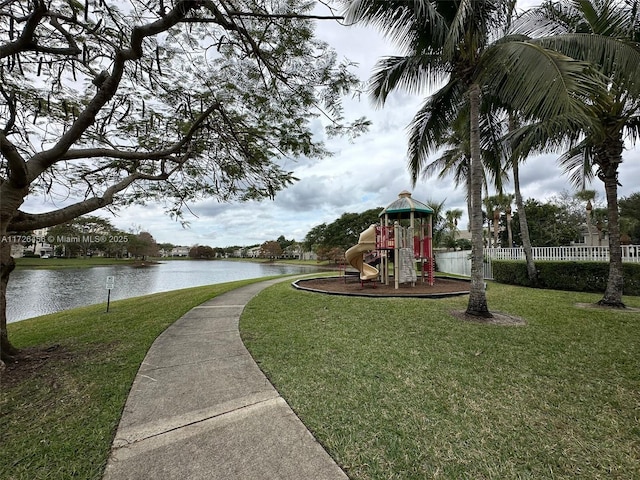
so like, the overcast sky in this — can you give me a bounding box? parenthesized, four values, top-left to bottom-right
(24, 0, 640, 247)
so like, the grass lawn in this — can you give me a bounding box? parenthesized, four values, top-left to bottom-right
(3, 275, 638, 480)
(0, 278, 271, 480)
(240, 282, 640, 479)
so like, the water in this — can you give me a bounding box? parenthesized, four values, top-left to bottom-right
(7, 260, 321, 323)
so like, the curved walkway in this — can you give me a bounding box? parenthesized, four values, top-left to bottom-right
(103, 278, 347, 480)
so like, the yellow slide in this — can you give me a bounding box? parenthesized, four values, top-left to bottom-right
(345, 225, 379, 281)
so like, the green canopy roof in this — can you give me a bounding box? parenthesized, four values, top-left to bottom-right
(380, 191, 433, 218)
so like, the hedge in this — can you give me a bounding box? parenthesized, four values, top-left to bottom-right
(492, 260, 640, 296)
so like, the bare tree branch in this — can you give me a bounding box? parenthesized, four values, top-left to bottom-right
(61, 103, 218, 161)
(26, 1, 204, 178)
(8, 172, 142, 231)
(0, 0, 82, 59)
(189, 11, 343, 21)
(0, 133, 28, 188)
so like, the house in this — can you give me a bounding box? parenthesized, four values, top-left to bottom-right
(170, 246, 190, 257)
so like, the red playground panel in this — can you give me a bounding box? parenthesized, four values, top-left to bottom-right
(375, 226, 395, 250)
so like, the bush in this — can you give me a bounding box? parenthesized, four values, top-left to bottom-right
(493, 260, 640, 296)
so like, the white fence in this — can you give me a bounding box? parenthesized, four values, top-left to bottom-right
(436, 245, 640, 280)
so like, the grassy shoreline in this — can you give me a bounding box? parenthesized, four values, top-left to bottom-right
(14, 256, 150, 269)
(14, 256, 334, 270)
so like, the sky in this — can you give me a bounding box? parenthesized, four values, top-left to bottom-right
(23, 0, 640, 248)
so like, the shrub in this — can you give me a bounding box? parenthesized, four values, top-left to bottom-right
(492, 260, 640, 296)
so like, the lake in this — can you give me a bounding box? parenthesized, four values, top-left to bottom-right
(7, 260, 322, 323)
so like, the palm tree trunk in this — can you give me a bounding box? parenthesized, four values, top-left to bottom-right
(493, 209, 500, 247)
(466, 175, 472, 232)
(506, 208, 513, 247)
(509, 116, 536, 284)
(466, 83, 491, 317)
(597, 139, 625, 307)
(512, 160, 537, 284)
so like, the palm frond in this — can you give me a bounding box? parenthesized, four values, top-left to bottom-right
(622, 112, 640, 144)
(511, 3, 575, 37)
(344, 0, 448, 54)
(537, 34, 640, 97)
(481, 40, 606, 125)
(507, 114, 586, 160)
(368, 55, 448, 106)
(423, 148, 467, 183)
(406, 78, 467, 183)
(571, 0, 631, 36)
(557, 140, 596, 188)
(445, 0, 512, 63)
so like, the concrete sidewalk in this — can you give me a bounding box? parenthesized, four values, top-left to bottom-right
(103, 278, 348, 480)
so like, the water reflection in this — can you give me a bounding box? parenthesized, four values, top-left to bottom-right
(7, 260, 320, 323)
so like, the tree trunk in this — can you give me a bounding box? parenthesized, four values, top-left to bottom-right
(506, 208, 513, 248)
(513, 160, 537, 284)
(0, 185, 27, 365)
(466, 83, 492, 317)
(1, 239, 18, 366)
(510, 116, 536, 284)
(466, 175, 472, 232)
(597, 138, 625, 307)
(493, 209, 500, 247)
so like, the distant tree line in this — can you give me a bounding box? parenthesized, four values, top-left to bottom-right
(298, 190, 640, 259)
(20, 215, 160, 259)
(303, 208, 382, 262)
(35, 191, 640, 264)
(500, 191, 640, 248)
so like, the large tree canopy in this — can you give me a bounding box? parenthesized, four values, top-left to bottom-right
(303, 207, 382, 252)
(0, 0, 367, 364)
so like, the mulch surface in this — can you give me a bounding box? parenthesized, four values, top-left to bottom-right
(294, 276, 526, 325)
(295, 275, 471, 297)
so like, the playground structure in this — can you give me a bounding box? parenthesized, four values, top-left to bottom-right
(345, 191, 435, 289)
(344, 225, 379, 283)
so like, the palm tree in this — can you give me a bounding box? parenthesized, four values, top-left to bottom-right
(495, 192, 515, 248)
(493, 202, 501, 248)
(425, 199, 447, 247)
(515, 0, 640, 307)
(483, 195, 497, 248)
(506, 114, 537, 281)
(345, 0, 603, 317)
(418, 107, 506, 232)
(486, 193, 511, 248)
(444, 208, 464, 249)
(575, 189, 598, 246)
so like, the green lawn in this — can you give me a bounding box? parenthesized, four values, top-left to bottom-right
(3, 278, 639, 480)
(240, 282, 640, 479)
(1, 278, 271, 480)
